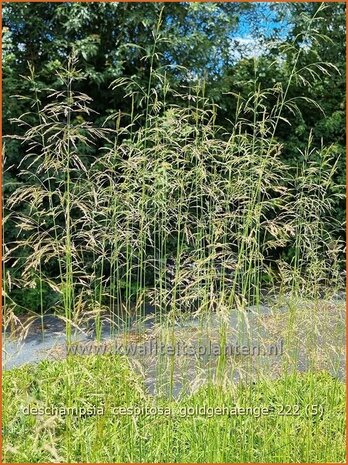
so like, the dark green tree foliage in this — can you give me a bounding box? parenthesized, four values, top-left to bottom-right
(3, 3, 248, 123)
(4, 3, 345, 158)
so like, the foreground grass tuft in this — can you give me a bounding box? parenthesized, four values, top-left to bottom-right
(3, 355, 345, 463)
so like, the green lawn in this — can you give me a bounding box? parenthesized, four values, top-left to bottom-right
(3, 355, 346, 463)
